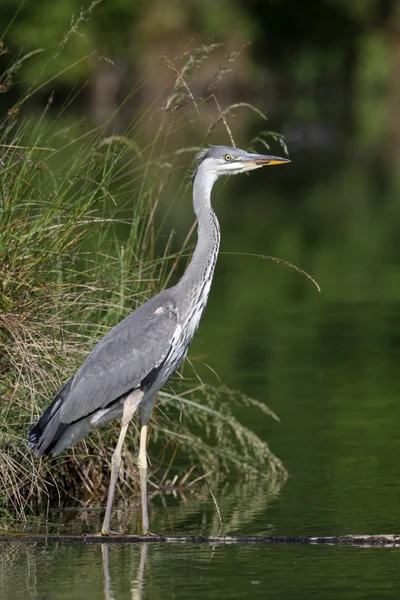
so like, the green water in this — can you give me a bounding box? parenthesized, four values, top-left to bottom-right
(3, 540, 400, 599)
(2, 145, 400, 598)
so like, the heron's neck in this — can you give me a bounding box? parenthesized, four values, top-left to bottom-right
(176, 168, 220, 312)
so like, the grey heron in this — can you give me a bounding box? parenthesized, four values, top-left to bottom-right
(29, 145, 289, 535)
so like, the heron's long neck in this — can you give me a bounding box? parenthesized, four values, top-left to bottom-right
(176, 168, 220, 314)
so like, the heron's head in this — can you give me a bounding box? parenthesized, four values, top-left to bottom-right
(195, 145, 290, 181)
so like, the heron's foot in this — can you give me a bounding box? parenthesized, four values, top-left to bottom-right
(93, 528, 124, 537)
(142, 529, 160, 537)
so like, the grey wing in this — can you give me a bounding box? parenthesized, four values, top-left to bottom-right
(60, 291, 179, 423)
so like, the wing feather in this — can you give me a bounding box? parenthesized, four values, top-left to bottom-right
(60, 290, 179, 423)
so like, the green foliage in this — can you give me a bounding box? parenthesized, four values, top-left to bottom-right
(1, 0, 396, 102)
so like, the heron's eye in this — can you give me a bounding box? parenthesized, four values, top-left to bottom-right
(225, 154, 232, 161)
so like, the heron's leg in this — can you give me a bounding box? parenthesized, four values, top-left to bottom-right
(138, 424, 149, 533)
(101, 390, 142, 536)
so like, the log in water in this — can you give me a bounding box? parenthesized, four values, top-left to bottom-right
(0, 534, 399, 546)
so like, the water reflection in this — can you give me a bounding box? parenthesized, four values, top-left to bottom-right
(0, 539, 150, 600)
(102, 544, 113, 600)
(3, 535, 400, 600)
(101, 543, 148, 600)
(30, 475, 283, 537)
(0, 478, 282, 599)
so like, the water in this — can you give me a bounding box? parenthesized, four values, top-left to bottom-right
(4, 540, 400, 600)
(3, 146, 400, 597)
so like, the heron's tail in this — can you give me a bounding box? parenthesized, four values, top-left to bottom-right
(28, 379, 73, 457)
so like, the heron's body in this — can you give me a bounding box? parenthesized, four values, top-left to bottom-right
(29, 145, 289, 535)
(29, 291, 180, 456)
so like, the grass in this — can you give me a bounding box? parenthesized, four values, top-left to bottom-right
(0, 32, 287, 517)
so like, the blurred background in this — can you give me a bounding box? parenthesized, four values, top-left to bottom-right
(1, 0, 399, 150)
